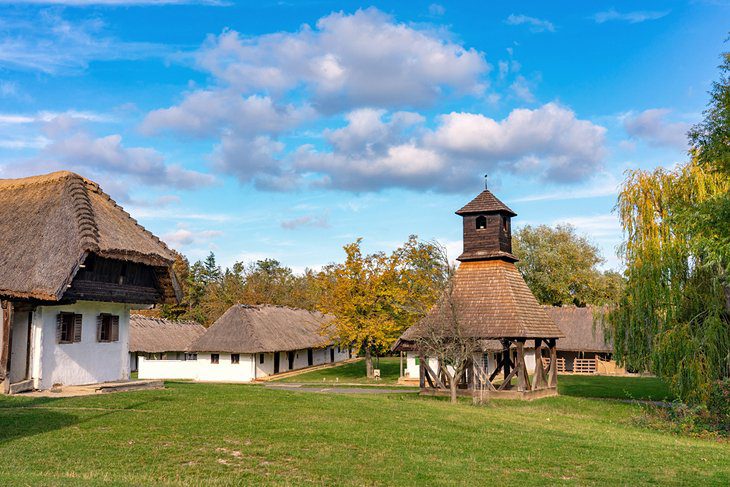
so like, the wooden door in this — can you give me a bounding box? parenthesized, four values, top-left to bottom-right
(307, 348, 313, 366)
(287, 351, 295, 370)
(330, 347, 335, 363)
(274, 352, 280, 374)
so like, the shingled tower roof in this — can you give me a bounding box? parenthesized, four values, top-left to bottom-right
(456, 189, 516, 216)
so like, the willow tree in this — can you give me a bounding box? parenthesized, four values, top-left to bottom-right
(610, 158, 730, 403)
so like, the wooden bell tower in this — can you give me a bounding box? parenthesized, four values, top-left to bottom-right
(456, 176, 517, 263)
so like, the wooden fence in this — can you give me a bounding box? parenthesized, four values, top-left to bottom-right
(542, 357, 566, 373)
(573, 358, 597, 374)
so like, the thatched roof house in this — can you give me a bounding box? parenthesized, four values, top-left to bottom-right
(129, 315, 206, 354)
(0, 171, 181, 393)
(0, 171, 179, 303)
(189, 304, 335, 354)
(542, 306, 611, 353)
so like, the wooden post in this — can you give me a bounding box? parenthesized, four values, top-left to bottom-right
(547, 338, 558, 388)
(502, 339, 511, 384)
(515, 340, 531, 392)
(399, 351, 404, 379)
(532, 338, 547, 390)
(418, 352, 425, 389)
(0, 300, 13, 394)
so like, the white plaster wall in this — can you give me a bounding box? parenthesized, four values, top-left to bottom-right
(138, 356, 197, 380)
(9, 310, 30, 383)
(255, 352, 275, 377)
(35, 301, 130, 390)
(405, 352, 439, 379)
(196, 353, 256, 382)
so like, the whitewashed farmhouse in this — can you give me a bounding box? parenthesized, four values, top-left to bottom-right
(0, 172, 180, 393)
(187, 304, 351, 382)
(129, 314, 206, 378)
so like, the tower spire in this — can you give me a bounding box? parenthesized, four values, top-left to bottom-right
(484, 174, 488, 190)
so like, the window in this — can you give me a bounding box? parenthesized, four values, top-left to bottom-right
(56, 313, 82, 344)
(476, 215, 487, 229)
(186, 353, 198, 361)
(259, 353, 265, 364)
(97, 314, 119, 342)
(231, 353, 240, 364)
(502, 216, 508, 232)
(414, 357, 420, 366)
(211, 353, 219, 364)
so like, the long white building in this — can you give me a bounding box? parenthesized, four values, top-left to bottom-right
(133, 304, 351, 382)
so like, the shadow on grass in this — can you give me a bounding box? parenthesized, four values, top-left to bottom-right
(0, 398, 161, 445)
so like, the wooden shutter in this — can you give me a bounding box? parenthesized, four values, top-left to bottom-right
(111, 315, 119, 342)
(73, 314, 82, 343)
(96, 314, 104, 342)
(56, 313, 63, 344)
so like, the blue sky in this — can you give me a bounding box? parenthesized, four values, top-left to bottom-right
(0, 1, 727, 271)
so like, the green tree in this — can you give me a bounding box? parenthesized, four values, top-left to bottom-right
(512, 224, 623, 306)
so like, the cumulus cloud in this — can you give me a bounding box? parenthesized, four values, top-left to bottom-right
(622, 109, 689, 150)
(504, 14, 556, 33)
(281, 214, 330, 230)
(593, 9, 669, 24)
(294, 103, 607, 191)
(193, 8, 488, 111)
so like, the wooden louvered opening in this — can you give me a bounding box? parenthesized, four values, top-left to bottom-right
(97, 314, 120, 343)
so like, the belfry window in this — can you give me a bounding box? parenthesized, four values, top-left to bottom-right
(502, 216, 508, 232)
(476, 215, 487, 230)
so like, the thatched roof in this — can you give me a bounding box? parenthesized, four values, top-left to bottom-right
(543, 306, 612, 352)
(456, 189, 516, 216)
(0, 171, 179, 302)
(393, 260, 563, 351)
(129, 315, 206, 353)
(189, 304, 335, 353)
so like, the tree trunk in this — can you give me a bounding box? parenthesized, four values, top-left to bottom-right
(365, 345, 374, 378)
(450, 379, 458, 403)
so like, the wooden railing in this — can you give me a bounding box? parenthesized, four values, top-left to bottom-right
(573, 358, 597, 374)
(542, 357, 566, 373)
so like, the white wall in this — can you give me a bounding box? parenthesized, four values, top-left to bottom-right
(138, 356, 198, 380)
(34, 301, 130, 390)
(196, 353, 256, 382)
(405, 353, 439, 379)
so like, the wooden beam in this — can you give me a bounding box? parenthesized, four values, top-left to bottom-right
(489, 353, 505, 382)
(502, 339, 512, 382)
(532, 339, 547, 390)
(423, 360, 446, 389)
(0, 300, 13, 394)
(497, 367, 517, 391)
(548, 343, 558, 388)
(399, 351, 404, 379)
(515, 340, 531, 392)
(419, 353, 425, 389)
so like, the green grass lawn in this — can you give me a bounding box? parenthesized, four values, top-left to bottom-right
(558, 374, 674, 402)
(276, 357, 402, 384)
(0, 379, 727, 485)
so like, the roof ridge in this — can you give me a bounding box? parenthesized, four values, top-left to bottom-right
(64, 174, 100, 252)
(83, 179, 175, 258)
(0, 170, 82, 190)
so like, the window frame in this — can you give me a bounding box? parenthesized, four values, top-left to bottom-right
(96, 313, 120, 343)
(231, 353, 240, 365)
(57, 312, 82, 344)
(259, 353, 265, 364)
(211, 353, 220, 364)
(475, 215, 487, 230)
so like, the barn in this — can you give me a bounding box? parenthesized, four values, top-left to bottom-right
(0, 171, 180, 393)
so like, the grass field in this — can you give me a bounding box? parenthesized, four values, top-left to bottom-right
(276, 357, 402, 384)
(0, 376, 726, 485)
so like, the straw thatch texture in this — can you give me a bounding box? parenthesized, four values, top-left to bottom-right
(189, 304, 335, 353)
(0, 171, 178, 302)
(456, 189, 516, 216)
(542, 306, 611, 352)
(129, 315, 206, 353)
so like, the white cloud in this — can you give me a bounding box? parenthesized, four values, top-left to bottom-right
(280, 214, 330, 230)
(294, 102, 606, 191)
(504, 14, 556, 33)
(514, 172, 620, 202)
(428, 4, 446, 16)
(622, 108, 689, 150)
(593, 9, 669, 24)
(509, 75, 535, 102)
(193, 8, 488, 111)
(163, 227, 224, 247)
(0, 10, 170, 74)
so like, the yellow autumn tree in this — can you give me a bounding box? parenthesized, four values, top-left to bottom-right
(317, 236, 448, 377)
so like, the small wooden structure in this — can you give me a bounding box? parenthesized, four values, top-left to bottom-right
(393, 183, 564, 399)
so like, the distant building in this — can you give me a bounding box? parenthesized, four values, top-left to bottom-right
(0, 172, 180, 393)
(129, 315, 206, 379)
